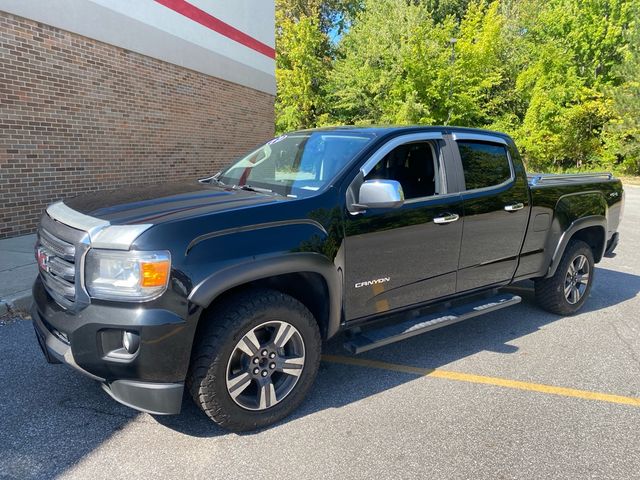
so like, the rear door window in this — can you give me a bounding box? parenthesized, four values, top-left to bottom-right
(457, 141, 511, 190)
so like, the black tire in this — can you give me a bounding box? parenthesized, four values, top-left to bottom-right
(187, 288, 321, 432)
(535, 239, 595, 315)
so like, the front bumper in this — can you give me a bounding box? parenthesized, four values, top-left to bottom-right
(32, 303, 101, 379)
(32, 278, 191, 415)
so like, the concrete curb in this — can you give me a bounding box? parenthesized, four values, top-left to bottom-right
(0, 289, 32, 317)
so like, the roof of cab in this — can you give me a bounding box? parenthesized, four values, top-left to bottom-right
(291, 125, 514, 142)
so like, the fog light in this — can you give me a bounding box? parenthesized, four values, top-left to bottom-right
(122, 331, 140, 354)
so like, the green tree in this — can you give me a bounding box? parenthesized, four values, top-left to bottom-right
(326, 0, 442, 125)
(604, 17, 640, 174)
(424, 0, 473, 23)
(276, 0, 362, 34)
(275, 12, 330, 133)
(511, 0, 633, 169)
(275, 0, 363, 133)
(326, 0, 507, 127)
(273, 0, 639, 175)
(447, 0, 507, 125)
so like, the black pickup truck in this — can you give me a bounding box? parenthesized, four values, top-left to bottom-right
(32, 126, 624, 431)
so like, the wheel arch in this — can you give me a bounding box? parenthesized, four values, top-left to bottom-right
(188, 253, 343, 340)
(546, 217, 607, 277)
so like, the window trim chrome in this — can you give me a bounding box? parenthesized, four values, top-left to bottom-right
(359, 132, 444, 177)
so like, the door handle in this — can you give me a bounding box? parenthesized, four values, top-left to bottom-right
(504, 203, 524, 212)
(433, 213, 460, 224)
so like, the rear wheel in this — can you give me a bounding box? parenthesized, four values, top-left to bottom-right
(535, 240, 594, 315)
(187, 288, 321, 432)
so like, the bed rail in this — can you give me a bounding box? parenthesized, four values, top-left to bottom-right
(528, 172, 613, 186)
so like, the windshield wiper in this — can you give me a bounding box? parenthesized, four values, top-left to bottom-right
(236, 184, 281, 196)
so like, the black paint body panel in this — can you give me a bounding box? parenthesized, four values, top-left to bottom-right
(344, 193, 464, 319)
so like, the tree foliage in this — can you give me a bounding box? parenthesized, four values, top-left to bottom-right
(275, 12, 330, 132)
(274, 0, 361, 132)
(276, 0, 363, 33)
(603, 16, 640, 174)
(275, 0, 640, 174)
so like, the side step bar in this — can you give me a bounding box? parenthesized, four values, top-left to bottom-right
(344, 293, 521, 354)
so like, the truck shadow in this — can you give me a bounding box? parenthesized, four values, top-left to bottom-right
(0, 320, 141, 479)
(2, 267, 637, 478)
(157, 266, 640, 437)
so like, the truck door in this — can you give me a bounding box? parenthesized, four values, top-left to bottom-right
(343, 133, 464, 320)
(452, 133, 530, 292)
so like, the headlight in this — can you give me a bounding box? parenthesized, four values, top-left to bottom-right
(85, 250, 171, 301)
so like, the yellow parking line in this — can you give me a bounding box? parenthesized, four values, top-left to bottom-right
(322, 355, 640, 408)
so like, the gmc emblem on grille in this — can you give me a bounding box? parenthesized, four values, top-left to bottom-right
(36, 247, 50, 272)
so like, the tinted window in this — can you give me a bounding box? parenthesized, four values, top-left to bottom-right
(458, 141, 511, 190)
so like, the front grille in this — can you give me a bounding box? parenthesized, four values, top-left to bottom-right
(37, 213, 88, 310)
(39, 228, 75, 261)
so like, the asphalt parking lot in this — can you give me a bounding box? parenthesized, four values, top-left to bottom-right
(1, 186, 638, 480)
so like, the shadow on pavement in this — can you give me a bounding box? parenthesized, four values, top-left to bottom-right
(0, 267, 637, 476)
(158, 266, 640, 437)
(0, 321, 139, 479)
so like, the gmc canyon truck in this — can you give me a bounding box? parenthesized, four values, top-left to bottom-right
(32, 127, 624, 432)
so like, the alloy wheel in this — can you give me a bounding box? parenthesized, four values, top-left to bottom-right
(564, 254, 590, 305)
(225, 320, 305, 411)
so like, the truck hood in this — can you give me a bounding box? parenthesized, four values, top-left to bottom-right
(63, 180, 283, 225)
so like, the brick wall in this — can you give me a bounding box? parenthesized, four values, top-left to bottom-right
(0, 11, 275, 238)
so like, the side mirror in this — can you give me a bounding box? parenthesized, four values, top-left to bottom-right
(354, 180, 405, 210)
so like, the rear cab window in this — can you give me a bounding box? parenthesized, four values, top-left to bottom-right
(457, 141, 512, 190)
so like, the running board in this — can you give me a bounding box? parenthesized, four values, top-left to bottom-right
(344, 293, 521, 354)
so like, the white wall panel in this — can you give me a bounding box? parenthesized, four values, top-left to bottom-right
(0, 0, 276, 94)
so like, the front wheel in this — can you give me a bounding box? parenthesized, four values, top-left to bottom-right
(535, 239, 595, 315)
(187, 289, 321, 432)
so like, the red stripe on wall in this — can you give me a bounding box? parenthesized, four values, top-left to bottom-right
(154, 0, 275, 59)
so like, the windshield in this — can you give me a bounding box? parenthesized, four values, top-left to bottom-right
(217, 132, 375, 198)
